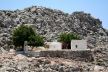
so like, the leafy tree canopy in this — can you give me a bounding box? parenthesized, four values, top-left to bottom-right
(58, 33, 82, 49)
(12, 24, 45, 50)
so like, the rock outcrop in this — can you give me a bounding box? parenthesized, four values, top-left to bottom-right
(0, 54, 104, 72)
(0, 6, 108, 67)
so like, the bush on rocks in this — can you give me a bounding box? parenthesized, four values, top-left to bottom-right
(12, 24, 45, 50)
(28, 34, 45, 47)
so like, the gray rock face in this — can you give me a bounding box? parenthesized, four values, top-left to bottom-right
(0, 6, 108, 66)
(0, 28, 13, 50)
(0, 54, 96, 72)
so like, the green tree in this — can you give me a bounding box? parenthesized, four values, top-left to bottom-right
(28, 35, 45, 47)
(58, 33, 82, 49)
(12, 24, 45, 50)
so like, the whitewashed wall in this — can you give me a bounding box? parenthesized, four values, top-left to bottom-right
(71, 40, 87, 51)
(49, 42, 62, 50)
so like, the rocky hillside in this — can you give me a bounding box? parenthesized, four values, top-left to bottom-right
(0, 54, 107, 72)
(0, 6, 108, 67)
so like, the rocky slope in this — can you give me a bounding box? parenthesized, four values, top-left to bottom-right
(0, 6, 108, 67)
(0, 54, 107, 72)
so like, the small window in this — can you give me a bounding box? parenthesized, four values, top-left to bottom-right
(75, 45, 78, 48)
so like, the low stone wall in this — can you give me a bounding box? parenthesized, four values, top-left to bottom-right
(26, 50, 94, 62)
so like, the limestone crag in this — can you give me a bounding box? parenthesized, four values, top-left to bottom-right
(0, 6, 107, 46)
(0, 6, 108, 67)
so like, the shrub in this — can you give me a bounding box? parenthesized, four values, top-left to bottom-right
(12, 24, 45, 50)
(28, 35, 45, 47)
(58, 33, 82, 49)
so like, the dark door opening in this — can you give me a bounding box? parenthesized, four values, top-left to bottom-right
(62, 42, 71, 49)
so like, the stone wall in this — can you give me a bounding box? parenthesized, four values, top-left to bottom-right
(27, 50, 94, 62)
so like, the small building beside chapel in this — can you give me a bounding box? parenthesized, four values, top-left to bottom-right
(71, 40, 88, 51)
